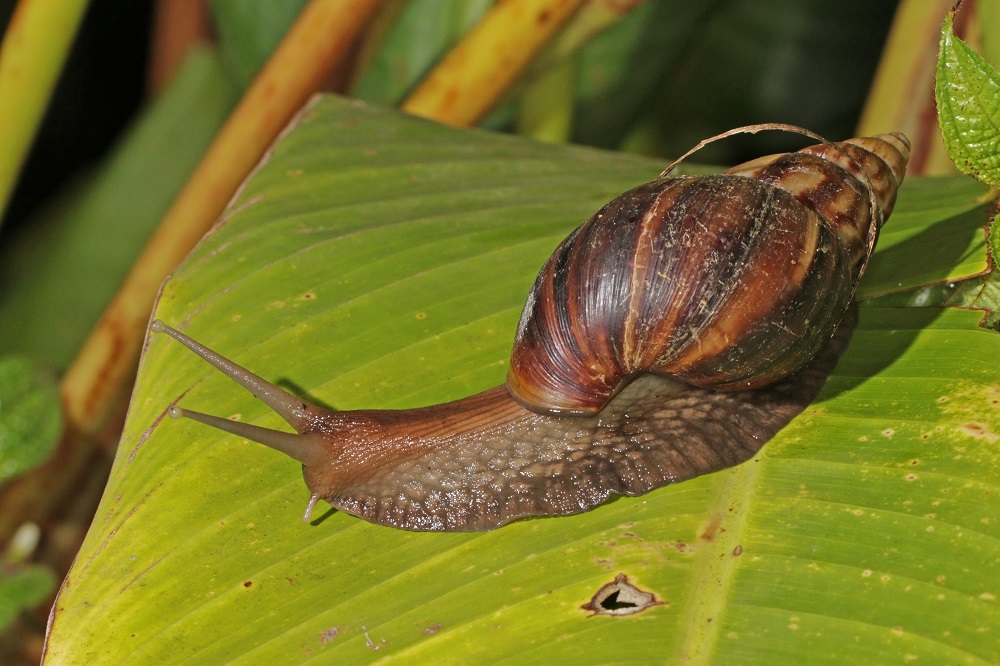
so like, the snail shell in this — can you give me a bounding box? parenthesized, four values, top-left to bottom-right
(153, 128, 909, 531)
(509, 133, 909, 413)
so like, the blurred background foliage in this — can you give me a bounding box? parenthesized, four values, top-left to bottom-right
(0, 0, 987, 661)
(0, 0, 904, 369)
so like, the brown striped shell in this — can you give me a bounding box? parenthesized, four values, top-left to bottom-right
(507, 133, 910, 414)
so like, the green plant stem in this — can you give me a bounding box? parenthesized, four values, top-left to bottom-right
(516, 55, 575, 143)
(0, 0, 90, 226)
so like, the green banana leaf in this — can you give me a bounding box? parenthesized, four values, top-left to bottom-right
(43, 96, 999, 664)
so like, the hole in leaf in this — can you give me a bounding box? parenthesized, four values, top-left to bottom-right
(600, 590, 637, 610)
(581, 573, 665, 616)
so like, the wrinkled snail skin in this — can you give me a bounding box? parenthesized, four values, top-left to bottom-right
(299, 312, 856, 531)
(153, 130, 909, 532)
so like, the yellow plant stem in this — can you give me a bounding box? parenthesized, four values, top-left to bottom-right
(60, 0, 381, 438)
(517, 55, 575, 143)
(402, 0, 586, 127)
(0, 0, 90, 224)
(856, 0, 957, 175)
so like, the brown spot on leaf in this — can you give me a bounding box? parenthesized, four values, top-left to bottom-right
(699, 514, 723, 541)
(733, 545, 743, 557)
(243, 580, 253, 588)
(581, 573, 665, 616)
(960, 422, 997, 440)
(319, 627, 339, 644)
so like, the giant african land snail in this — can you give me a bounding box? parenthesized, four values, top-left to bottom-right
(152, 126, 909, 531)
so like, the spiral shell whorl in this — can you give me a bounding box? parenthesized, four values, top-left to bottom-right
(507, 133, 910, 415)
(726, 132, 910, 274)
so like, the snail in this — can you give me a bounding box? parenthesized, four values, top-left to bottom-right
(152, 125, 909, 532)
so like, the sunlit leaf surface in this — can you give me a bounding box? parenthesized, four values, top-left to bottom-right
(44, 97, 1000, 664)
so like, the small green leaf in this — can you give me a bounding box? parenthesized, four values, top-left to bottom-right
(0, 356, 61, 483)
(936, 11, 1000, 185)
(0, 565, 56, 631)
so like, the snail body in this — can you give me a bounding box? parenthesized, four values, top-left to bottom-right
(153, 128, 909, 531)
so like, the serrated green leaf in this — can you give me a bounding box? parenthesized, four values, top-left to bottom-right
(44, 97, 1000, 664)
(936, 12, 1000, 186)
(942, 213, 1000, 330)
(0, 356, 61, 483)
